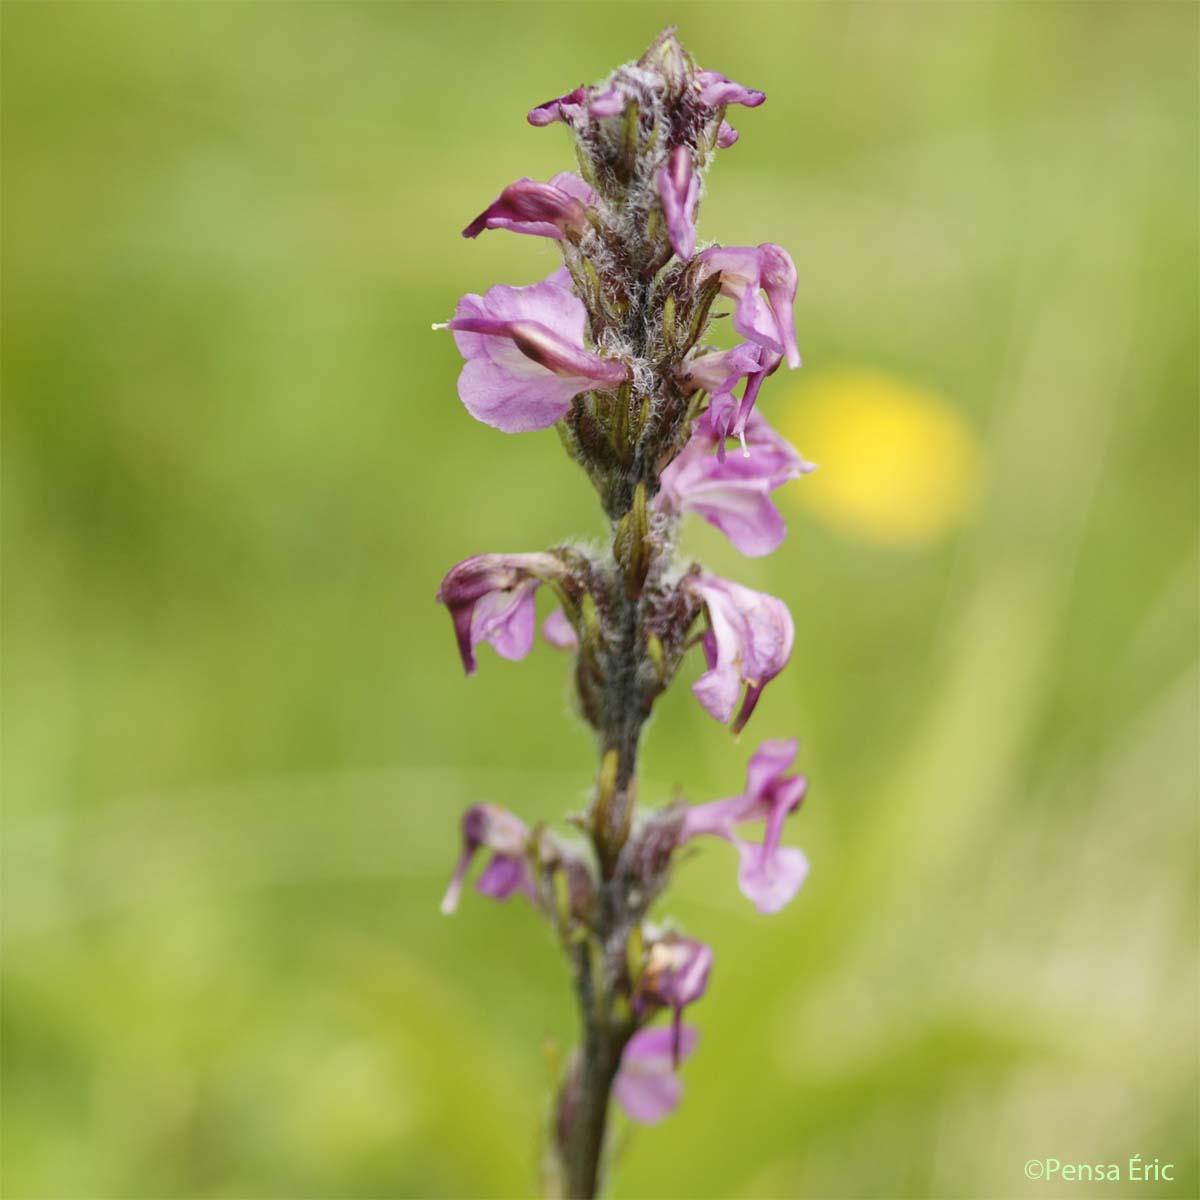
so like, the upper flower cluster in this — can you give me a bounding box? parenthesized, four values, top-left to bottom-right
(433, 28, 815, 1143)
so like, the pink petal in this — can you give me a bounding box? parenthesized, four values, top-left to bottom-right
(744, 738, 799, 800)
(456, 357, 583, 433)
(475, 853, 530, 901)
(542, 608, 579, 650)
(735, 842, 809, 914)
(686, 485, 787, 557)
(470, 580, 538, 661)
(692, 662, 742, 724)
(613, 1026, 699, 1125)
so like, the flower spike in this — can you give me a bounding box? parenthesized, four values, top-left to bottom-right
(435, 28, 816, 1175)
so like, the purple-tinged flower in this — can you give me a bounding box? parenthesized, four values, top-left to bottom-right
(698, 243, 802, 370)
(680, 738, 809, 913)
(712, 349, 785, 455)
(716, 120, 740, 149)
(696, 69, 766, 110)
(437, 273, 630, 433)
(441, 803, 537, 915)
(684, 572, 794, 732)
(636, 935, 713, 1063)
(657, 146, 700, 261)
(677, 342, 769, 456)
(542, 607, 579, 651)
(613, 1025, 699, 1125)
(527, 85, 623, 127)
(659, 411, 814, 556)
(678, 343, 766, 398)
(462, 172, 594, 241)
(436, 552, 564, 675)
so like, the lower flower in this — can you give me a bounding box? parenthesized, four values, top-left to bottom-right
(613, 1025, 699, 1124)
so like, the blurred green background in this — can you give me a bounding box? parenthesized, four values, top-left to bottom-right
(3, 2, 1197, 1197)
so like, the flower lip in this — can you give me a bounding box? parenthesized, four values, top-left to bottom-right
(613, 1025, 700, 1125)
(439, 272, 628, 433)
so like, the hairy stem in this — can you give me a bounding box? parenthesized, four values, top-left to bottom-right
(564, 517, 651, 1197)
(602, 588, 642, 853)
(564, 936, 622, 1199)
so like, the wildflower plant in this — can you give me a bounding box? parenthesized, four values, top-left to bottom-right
(435, 29, 813, 1198)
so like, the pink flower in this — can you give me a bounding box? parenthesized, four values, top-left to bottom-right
(436, 552, 564, 675)
(635, 935, 712, 1064)
(613, 1025, 699, 1125)
(657, 146, 700, 260)
(659, 411, 814, 557)
(680, 738, 809, 913)
(462, 172, 594, 241)
(527, 85, 623, 127)
(676, 342, 771, 457)
(716, 120, 739, 149)
(438, 272, 630, 433)
(695, 70, 765, 110)
(684, 572, 794, 732)
(710, 349, 784, 454)
(441, 804, 537, 915)
(698, 244, 802, 370)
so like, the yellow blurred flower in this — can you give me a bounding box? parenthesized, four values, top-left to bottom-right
(779, 369, 983, 546)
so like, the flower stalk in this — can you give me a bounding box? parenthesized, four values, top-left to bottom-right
(434, 28, 815, 1198)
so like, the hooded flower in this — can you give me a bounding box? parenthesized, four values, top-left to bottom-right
(698, 243, 801, 370)
(679, 738, 809, 913)
(676, 342, 770, 456)
(695, 69, 766, 110)
(659, 411, 814, 556)
(685, 572, 794, 732)
(441, 803, 537, 915)
(613, 1025, 699, 1125)
(635, 935, 712, 1063)
(462, 172, 594, 241)
(527, 84, 624, 127)
(438, 272, 630, 433)
(436, 552, 564, 674)
(657, 146, 700, 260)
(715, 349, 784, 452)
